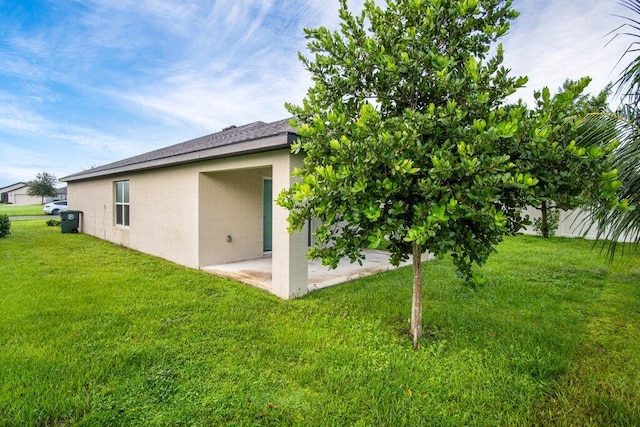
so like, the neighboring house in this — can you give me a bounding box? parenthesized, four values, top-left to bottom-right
(0, 182, 42, 205)
(45, 186, 67, 203)
(61, 118, 309, 299)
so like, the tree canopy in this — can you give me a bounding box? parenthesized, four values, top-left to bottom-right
(279, 0, 624, 346)
(279, 0, 538, 346)
(511, 79, 619, 237)
(280, 0, 534, 273)
(27, 171, 58, 202)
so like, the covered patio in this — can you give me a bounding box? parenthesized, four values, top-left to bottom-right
(201, 249, 433, 294)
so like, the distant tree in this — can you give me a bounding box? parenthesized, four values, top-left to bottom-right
(27, 171, 57, 203)
(512, 78, 620, 238)
(278, 0, 539, 348)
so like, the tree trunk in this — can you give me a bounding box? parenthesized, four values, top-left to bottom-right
(411, 241, 423, 349)
(541, 200, 548, 238)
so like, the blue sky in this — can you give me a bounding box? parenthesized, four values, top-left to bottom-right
(0, 0, 634, 188)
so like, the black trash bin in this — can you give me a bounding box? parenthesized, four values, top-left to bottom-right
(60, 210, 82, 233)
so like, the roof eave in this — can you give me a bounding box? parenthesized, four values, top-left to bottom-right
(62, 132, 296, 183)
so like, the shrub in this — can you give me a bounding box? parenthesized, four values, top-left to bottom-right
(0, 214, 10, 238)
(533, 208, 561, 237)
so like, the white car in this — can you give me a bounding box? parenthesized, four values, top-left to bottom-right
(43, 200, 69, 215)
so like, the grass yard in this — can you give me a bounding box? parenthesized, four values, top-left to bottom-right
(1, 220, 639, 426)
(0, 203, 45, 216)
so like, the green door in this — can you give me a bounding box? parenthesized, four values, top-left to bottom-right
(263, 179, 273, 252)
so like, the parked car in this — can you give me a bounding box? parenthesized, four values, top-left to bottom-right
(43, 200, 69, 215)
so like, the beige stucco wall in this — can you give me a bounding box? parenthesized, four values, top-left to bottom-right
(199, 167, 271, 266)
(68, 165, 201, 267)
(67, 149, 307, 286)
(67, 176, 131, 246)
(271, 152, 308, 298)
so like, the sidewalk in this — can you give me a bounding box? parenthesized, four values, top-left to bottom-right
(8, 216, 51, 220)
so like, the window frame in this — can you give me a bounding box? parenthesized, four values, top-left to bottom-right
(115, 180, 130, 227)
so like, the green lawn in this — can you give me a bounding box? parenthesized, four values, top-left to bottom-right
(0, 203, 45, 216)
(1, 220, 639, 426)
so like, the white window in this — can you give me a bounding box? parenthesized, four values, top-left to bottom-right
(115, 181, 130, 226)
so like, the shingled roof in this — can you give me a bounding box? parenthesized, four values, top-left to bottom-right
(62, 118, 297, 182)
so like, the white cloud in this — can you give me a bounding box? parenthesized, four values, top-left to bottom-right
(0, 165, 46, 185)
(0, 91, 145, 158)
(0, 141, 51, 168)
(505, 0, 632, 105)
(0, 0, 637, 188)
(93, 1, 322, 131)
(0, 138, 68, 185)
(0, 104, 50, 135)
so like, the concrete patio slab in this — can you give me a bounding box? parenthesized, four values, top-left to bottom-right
(201, 249, 432, 293)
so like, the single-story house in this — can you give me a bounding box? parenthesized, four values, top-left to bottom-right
(46, 186, 68, 203)
(61, 118, 310, 299)
(62, 117, 623, 299)
(0, 182, 42, 205)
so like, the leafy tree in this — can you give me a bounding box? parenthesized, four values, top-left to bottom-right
(278, 0, 540, 347)
(511, 78, 619, 238)
(27, 171, 58, 203)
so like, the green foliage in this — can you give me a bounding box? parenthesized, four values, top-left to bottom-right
(614, 0, 640, 110)
(0, 214, 10, 238)
(1, 222, 639, 425)
(46, 219, 61, 227)
(27, 171, 57, 201)
(532, 206, 560, 237)
(533, 79, 615, 209)
(280, 0, 534, 280)
(578, 0, 640, 252)
(507, 79, 622, 238)
(585, 110, 640, 251)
